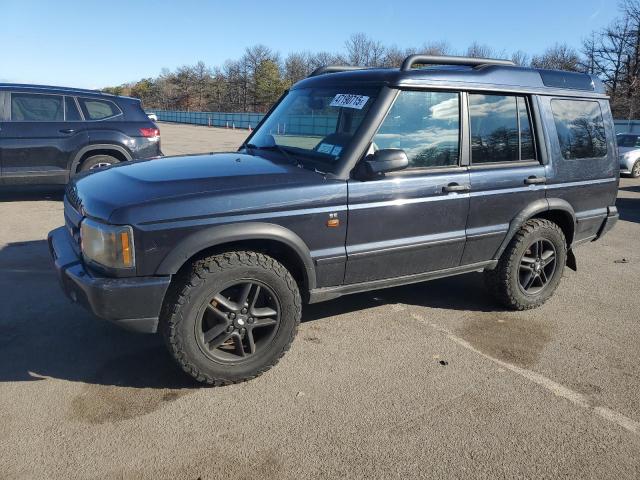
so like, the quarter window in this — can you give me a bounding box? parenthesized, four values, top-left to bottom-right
(551, 100, 607, 159)
(11, 93, 63, 121)
(469, 94, 536, 163)
(78, 98, 121, 120)
(372, 90, 460, 168)
(65, 96, 82, 121)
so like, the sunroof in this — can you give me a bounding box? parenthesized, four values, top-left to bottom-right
(539, 70, 595, 91)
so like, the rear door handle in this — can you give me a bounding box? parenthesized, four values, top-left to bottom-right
(524, 176, 546, 185)
(59, 128, 75, 134)
(443, 183, 470, 193)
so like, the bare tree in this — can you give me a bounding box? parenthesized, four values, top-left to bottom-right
(511, 50, 530, 67)
(466, 42, 496, 58)
(531, 43, 581, 71)
(345, 33, 387, 66)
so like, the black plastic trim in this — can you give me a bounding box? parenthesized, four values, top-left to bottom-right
(308, 260, 496, 303)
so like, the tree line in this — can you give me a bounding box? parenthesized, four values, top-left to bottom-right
(103, 1, 640, 118)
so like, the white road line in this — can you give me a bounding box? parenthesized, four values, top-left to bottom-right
(407, 311, 640, 436)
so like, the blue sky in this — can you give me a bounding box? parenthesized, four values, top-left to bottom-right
(0, 0, 617, 89)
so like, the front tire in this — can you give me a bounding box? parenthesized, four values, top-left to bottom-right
(161, 251, 301, 385)
(485, 219, 567, 310)
(632, 160, 640, 178)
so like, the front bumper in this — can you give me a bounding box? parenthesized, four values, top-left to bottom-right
(47, 226, 171, 333)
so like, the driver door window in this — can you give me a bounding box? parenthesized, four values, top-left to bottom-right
(372, 90, 460, 168)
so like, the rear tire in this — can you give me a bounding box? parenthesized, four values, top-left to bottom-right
(161, 251, 301, 385)
(485, 219, 567, 310)
(632, 160, 640, 178)
(79, 154, 120, 172)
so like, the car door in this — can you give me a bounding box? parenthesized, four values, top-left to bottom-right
(1, 91, 88, 184)
(461, 93, 546, 265)
(345, 89, 470, 284)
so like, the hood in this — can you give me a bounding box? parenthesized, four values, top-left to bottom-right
(71, 152, 327, 222)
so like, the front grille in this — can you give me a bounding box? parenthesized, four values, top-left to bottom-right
(65, 182, 81, 211)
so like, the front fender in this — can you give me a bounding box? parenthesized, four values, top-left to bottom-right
(155, 222, 317, 290)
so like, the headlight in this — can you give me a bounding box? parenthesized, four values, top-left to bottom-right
(80, 218, 135, 270)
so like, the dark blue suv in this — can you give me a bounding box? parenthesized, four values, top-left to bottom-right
(0, 84, 161, 185)
(48, 55, 619, 385)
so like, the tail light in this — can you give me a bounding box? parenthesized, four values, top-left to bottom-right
(139, 127, 160, 138)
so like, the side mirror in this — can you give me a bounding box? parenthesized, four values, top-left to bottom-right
(362, 149, 409, 177)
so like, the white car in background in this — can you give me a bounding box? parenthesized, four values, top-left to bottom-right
(146, 112, 158, 122)
(618, 133, 640, 177)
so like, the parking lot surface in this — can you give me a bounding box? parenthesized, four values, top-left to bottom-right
(0, 123, 639, 479)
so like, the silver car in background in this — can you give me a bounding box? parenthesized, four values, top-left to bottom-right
(618, 133, 640, 177)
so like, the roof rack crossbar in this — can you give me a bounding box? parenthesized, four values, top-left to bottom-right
(400, 55, 515, 71)
(308, 65, 368, 77)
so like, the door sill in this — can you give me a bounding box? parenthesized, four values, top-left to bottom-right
(308, 260, 497, 303)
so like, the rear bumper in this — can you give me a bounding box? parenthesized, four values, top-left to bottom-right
(47, 226, 171, 333)
(595, 206, 619, 240)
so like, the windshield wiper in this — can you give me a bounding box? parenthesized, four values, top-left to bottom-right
(245, 143, 301, 168)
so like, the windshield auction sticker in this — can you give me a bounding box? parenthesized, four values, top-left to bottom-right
(330, 94, 369, 110)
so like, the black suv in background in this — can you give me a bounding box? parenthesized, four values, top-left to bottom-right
(0, 84, 161, 185)
(49, 55, 619, 385)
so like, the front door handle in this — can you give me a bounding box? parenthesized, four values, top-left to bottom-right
(443, 183, 470, 193)
(59, 128, 75, 134)
(524, 176, 546, 185)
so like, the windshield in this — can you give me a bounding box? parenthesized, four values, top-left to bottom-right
(617, 134, 640, 148)
(246, 87, 379, 170)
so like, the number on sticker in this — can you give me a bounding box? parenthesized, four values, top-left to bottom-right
(330, 94, 369, 110)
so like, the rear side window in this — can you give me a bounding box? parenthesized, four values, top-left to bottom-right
(78, 97, 121, 120)
(551, 99, 607, 159)
(372, 90, 460, 168)
(11, 92, 63, 121)
(65, 96, 82, 121)
(469, 94, 536, 163)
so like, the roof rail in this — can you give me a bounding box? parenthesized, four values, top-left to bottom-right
(400, 55, 515, 71)
(308, 65, 369, 77)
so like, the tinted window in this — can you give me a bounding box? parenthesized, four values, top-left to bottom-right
(78, 98, 121, 120)
(65, 96, 82, 121)
(551, 99, 607, 159)
(470, 94, 519, 163)
(372, 90, 460, 168)
(617, 134, 640, 148)
(11, 93, 63, 121)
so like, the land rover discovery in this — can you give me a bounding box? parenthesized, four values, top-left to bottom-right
(48, 55, 619, 385)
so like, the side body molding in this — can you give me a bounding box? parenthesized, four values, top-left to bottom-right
(493, 198, 576, 261)
(154, 222, 317, 290)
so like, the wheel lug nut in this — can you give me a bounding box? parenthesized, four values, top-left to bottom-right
(229, 313, 236, 319)
(240, 328, 246, 334)
(248, 318, 254, 324)
(241, 308, 248, 314)
(227, 325, 234, 333)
